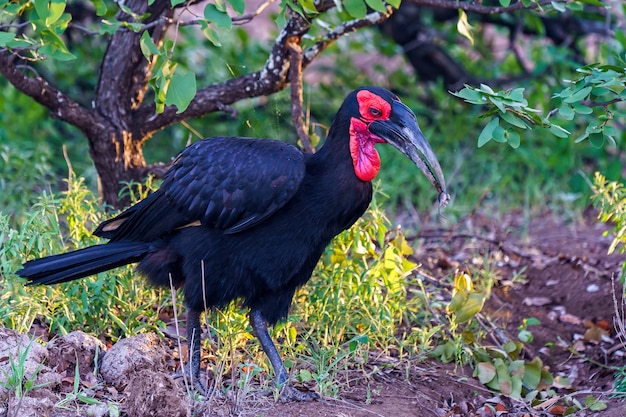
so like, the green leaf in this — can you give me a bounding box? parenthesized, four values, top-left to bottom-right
(343, 0, 367, 18)
(558, 105, 574, 120)
(506, 130, 520, 149)
(476, 362, 496, 384)
(549, 124, 570, 138)
(523, 357, 542, 389)
(40, 29, 75, 60)
(34, 0, 66, 26)
(364, 0, 387, 13)
(227, 0, 246, 14)
(171, 0, 186, 6)
(204, 4, 232, 29)
(563, 86, 592, 103)
(492, 125, 506, 143)
(298, 0, 318, 14)
(199, 20, 221, 46)
(165, 68, 196, 113)
(478, 117, 499, 147)
(489, 97, 506, 113)
(551, 1, 566, 12)
(386, 0, 401, 8)
(499, 0, 511, 5)
(500, 111, 528, 129)
(574, 132, 589, 143)
(91, 0, 108, 16)
(299, 369, 312, 383)
(0, 32, 16, 46)
(451, 87, 485, 105)
(139, 31, 160, 59)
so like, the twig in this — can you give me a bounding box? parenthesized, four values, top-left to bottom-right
(408, 0, 555, 15)
(286, 36, 313, 153)
(303, 8, 393, 65)
(232, 0, 279, 25)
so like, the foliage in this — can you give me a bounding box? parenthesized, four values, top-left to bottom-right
(554, 61, 626, 145)
(0, 339, 50, 398)
(591, 172, 626, 279)
(451, 84, 570, 149)
(0, 176, 172, 338)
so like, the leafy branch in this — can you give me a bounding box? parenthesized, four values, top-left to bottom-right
(451, 84, 569, 148)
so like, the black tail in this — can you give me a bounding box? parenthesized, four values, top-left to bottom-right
(17, 241, 153, 286)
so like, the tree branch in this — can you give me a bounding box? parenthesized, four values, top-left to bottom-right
(303, 9, 393, 65)
(138, 9, 313, 134)
(286, 36, 313, 153)
(407, 0, 556, 14)
(0, 51, 102, 134)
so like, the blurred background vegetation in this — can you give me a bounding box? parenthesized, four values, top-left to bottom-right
(0, 0, 623, 227)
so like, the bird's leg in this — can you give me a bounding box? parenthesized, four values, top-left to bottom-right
(185, 309, 209, 395)
(249, 309, 319, 402)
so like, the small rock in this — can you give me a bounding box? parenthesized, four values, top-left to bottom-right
(7, 395, 54, 417)
(586, 284, 600, 293)
(86, 403, 111, 417)
(522, 296, 552, 306)
(0, 328, 61, 400)
(100, 333, 170, 386)
(47, 330, 107, 385)
(125, 370, 190, 417)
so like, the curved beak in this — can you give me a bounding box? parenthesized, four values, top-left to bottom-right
(369, 100, 450, 207)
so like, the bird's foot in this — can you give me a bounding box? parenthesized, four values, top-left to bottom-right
(172, 367, 210, 396)
(278, 384, 320, 402)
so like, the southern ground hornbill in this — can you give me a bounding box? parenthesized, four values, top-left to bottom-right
(18, 86, 449, 401)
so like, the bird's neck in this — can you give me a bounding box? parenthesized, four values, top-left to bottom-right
(316, 116, 381, 183)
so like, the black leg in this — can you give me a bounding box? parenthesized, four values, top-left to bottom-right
(249, 309, 319, 402)
(186, 308, 208, 394)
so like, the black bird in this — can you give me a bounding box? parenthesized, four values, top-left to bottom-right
(18, 86, 449, 401)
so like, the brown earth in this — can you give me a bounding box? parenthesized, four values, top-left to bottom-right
(1, 210, 625, 417)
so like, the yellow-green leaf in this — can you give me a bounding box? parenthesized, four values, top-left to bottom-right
(456, 10, 474, 45)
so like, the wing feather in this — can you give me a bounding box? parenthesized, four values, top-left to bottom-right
(95, 137, 305, 241)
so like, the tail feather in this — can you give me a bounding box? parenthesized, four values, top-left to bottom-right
(18, 241, 153, 286)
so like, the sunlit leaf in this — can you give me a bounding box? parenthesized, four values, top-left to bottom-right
(139, 31, 160, 59)
(476, 362, 496, 384)
(456, 9, 474, 45)
(199, 20, 222, 46)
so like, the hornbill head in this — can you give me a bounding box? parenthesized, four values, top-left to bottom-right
(346, 86, 450, 207)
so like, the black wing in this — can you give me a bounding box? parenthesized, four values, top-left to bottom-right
(95, 137, 305, 241)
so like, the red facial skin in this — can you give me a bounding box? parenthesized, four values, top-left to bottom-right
(349, 90, 393, 182)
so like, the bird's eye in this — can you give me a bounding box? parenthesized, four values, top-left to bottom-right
(368, 107, 382, 117)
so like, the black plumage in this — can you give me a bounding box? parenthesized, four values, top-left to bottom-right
(18, 86, 449, 401)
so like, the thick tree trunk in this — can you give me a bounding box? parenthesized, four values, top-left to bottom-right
(88, 128, 148, 208)
(87, 0, 172, 208)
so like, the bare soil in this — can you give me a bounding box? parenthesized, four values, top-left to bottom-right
(1, 210, 625, 417)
